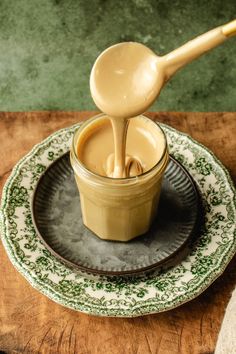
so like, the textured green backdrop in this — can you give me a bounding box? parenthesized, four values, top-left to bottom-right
(0, 0, 235, 111)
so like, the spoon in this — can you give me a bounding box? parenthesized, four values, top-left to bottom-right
(90, 19, 236, 118)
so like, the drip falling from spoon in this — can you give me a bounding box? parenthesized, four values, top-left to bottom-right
(90, 19, 236, 177)
(91, 19, 236, 119)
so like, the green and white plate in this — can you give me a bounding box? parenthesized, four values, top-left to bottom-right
(1, 122, 236, 317)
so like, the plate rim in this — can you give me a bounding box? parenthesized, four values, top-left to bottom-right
(1, 121, 236, 317)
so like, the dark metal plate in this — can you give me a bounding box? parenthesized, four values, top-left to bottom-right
(32, 153, 202, 276)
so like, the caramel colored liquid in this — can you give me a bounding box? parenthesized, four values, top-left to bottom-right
(89, 30, 226, 177)
(72, 23, 232, 239)
(77, 116, 165, 178)
(73, 115, 168, 241)
(90, 42, 164, 177)
(110, 117, 129, 178)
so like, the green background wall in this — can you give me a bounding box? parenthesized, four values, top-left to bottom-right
(0, 0, 235, 112)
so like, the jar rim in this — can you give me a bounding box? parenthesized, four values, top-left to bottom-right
(71, 113, 168, 185)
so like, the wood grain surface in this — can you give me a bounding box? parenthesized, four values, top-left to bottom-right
(0, 112, 236, 354)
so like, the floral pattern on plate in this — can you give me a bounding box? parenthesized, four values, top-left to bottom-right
(0, 123, 235, 317)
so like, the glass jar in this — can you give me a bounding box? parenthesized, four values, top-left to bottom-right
(70, 114, 169, 241)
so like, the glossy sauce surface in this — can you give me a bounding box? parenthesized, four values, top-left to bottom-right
(89, 28, 227, 177)
(77, 116, 165, 177)
(90, 42, 163, 119)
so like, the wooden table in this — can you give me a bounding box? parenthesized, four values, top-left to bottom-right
(0, 112, 236, 354)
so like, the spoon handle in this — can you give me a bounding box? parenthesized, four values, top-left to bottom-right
(222, 19, 236, 37)
(163, 19, 236, 79)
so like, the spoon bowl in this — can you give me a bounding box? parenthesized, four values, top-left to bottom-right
(90, 42, 166, 118)
(90, 20, 236, 118)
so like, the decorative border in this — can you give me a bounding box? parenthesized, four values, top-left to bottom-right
(0, 122, 236, 317)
